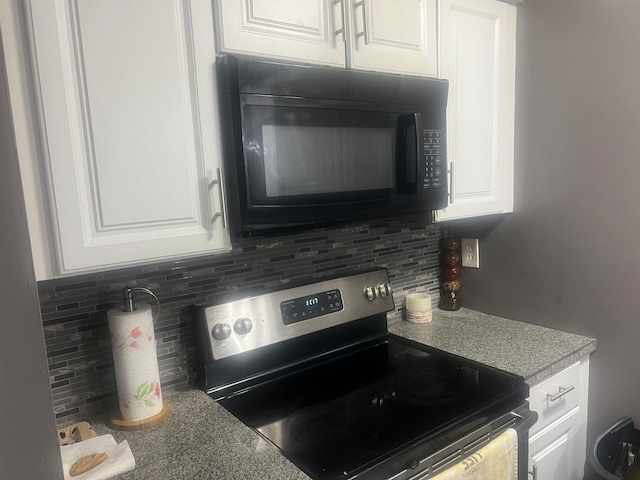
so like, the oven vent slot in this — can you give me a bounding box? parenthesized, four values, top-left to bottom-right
(493, 417, 518, 436)
(462, 432, 491, 455)
(418, 412, 525, 479)
(431, 449, 462, 472)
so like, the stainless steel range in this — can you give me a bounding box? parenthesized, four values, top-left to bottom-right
(196, 268, 537, 479)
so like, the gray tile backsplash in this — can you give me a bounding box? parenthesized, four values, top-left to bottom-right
(38, 218, 442, 426)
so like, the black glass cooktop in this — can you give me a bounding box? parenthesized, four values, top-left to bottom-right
(219, 334, 527, 480)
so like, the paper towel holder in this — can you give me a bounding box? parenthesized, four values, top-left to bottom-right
(108, 286, 171, 431)
(121, 286, 160, 321)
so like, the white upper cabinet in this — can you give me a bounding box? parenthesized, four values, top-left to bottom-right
(27, 0, 231, 277)
(435, 0, 516, 221)
(346, 0, 437, 76)
(215, 0, 345, 67)
(214, 0, 438, 77)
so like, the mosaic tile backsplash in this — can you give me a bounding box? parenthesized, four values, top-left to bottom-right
(38, 218, 442, 426)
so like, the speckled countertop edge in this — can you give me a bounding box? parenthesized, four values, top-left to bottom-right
(388, 307, 597, 386)
(93, 389, 311, 480)
(92, 307, 596, 479)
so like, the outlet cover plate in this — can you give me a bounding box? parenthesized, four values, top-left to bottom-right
(461, 238, 480, 268)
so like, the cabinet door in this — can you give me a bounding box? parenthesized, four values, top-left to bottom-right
(528, 358, 590, 480)
(435, 0, 516, 221)
(214, 0, 345, 67)
(529, 408, 580, 480)
(346, 0, 437, 76)
(28, 0, 230, 275)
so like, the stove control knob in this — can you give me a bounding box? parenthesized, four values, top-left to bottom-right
(377, 283, 392, 298)
(211, 322, 232, 341)
(364, 286, 377, 301)
(234, 317, 253, 335)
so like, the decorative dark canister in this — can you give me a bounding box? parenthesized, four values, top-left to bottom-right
(439, 237, 462, 310)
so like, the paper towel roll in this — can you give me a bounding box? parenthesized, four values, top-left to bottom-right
(108, 304, 163, 421)
(405, 293, 432, 323)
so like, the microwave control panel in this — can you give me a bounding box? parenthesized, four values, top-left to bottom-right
(421, 129, 443, 191)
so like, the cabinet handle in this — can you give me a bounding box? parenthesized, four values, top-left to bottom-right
(207, 168, 227, 229)
(547, 385, 575, 402)
(354, 0, 369, 45)
(448, 162, 454, 204)
(528, 465, 537, 480)
(217, 168, 228, 229)
(333, 0, 345, 42)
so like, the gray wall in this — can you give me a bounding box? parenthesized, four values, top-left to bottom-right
(0, 34, 63, 479)
(452, 0, 640, 445)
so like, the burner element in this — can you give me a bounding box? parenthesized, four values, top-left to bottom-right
(288, 404, 379, 452)
(394, 369, 464, 406)
(370, 391, 395, 409)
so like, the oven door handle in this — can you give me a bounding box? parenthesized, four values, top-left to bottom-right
(511, 409, 538, 434)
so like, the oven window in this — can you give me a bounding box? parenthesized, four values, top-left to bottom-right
(262, 124, 394, 197)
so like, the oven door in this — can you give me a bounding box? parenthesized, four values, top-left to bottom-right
(370, 403, 538, 480)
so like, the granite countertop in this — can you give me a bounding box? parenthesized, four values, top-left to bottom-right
(93, 389, 310, 480)
(93, 308, 596, 480)
(388, 308, 597, 386)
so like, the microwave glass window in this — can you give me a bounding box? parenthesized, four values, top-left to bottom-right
(262, 124, 394, 198)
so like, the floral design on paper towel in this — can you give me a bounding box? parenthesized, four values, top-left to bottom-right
(125, 380, 161, 408)
(117, 326, 154, 349)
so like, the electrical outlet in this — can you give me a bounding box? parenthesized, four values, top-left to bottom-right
(461, 238, 480, 268)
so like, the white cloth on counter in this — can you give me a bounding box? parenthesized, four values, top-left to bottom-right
(431, 428, 518, 480)
(60, 434, 135, 480)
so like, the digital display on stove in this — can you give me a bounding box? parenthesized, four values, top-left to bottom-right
(281, 289, 343, 325)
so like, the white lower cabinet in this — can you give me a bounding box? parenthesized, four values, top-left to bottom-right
(530, 407, 581, 480)
(435, 0, 516, 221)
(528, 358, 590, 480)
(25, 0, 231, 277)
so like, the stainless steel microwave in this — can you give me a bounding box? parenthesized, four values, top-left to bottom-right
(216, 55, 449, 236)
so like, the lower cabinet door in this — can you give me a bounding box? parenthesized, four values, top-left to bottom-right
(529, 407, 580, 480)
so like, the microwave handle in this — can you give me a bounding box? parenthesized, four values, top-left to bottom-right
(396, 113, 421, 194)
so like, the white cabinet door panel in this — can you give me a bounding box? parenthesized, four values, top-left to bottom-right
(75, 1, 197, 227)
(529, 408, 580, 480)
(215, 0, 436, 76)
(436, 0, 516, 221)
(28, 0, 230, 275)
(215, 0, 345, 67)
(528, 357, 590, 480)
(346, 0, 437, 76)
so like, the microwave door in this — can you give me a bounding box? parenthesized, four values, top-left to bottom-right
(244, 103, 396, 207)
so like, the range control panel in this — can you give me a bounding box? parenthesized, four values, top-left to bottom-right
(421, 129, 443, 191)
(198, 269, 394, 360)
(281, 289, 343, 325)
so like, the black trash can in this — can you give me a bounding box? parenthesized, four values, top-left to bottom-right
(585, 417, 640, 480)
